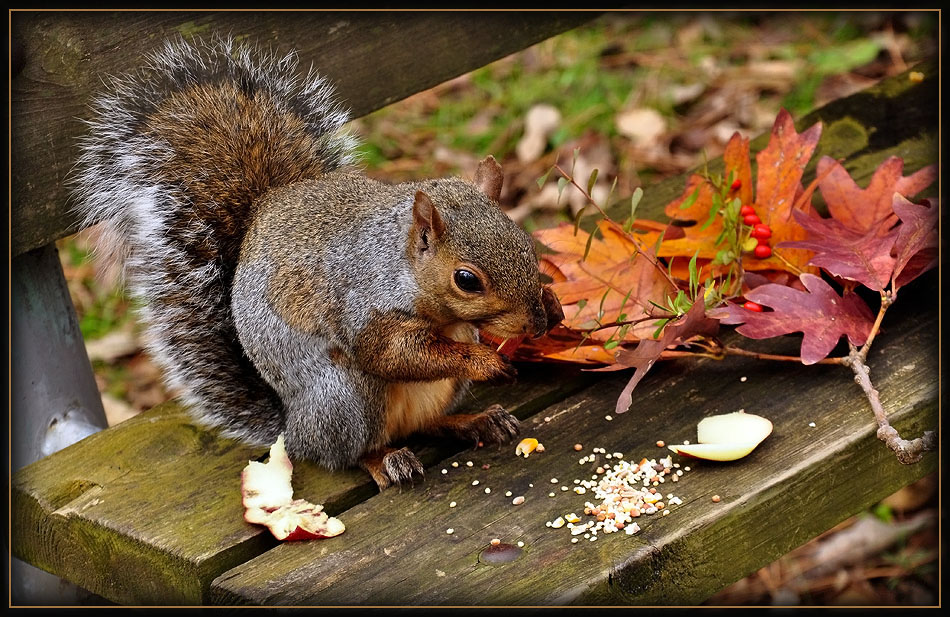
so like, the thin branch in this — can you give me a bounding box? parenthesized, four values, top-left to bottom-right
(553, 163, 680, 290)
(844, 343, 936, 464)
(858, 291, 893, 362)
(722, 344, 848, 365)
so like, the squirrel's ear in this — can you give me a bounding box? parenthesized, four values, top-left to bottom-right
(474, 155, 504, 203)
(412, 191, 445, 249)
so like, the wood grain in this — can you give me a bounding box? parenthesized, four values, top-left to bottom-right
(11, 363, 597, 605)
(210, 283, 937, 605)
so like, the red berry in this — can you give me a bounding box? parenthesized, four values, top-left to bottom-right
(753, 244, 772, 259)
(739, 205, 756, 217)
(731, 179, 742, 190)
(750, 224, 772, 240)
(742, 301, 764, 312)
(743, 213, 761, 226)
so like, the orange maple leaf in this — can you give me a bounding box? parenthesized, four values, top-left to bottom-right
(534, 220, 673, 358)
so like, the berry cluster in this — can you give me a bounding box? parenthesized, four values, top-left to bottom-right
(731, 180, 772, 313)
(738, 204, 773, 259)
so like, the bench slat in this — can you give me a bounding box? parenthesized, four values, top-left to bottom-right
(210, 292, 937, 605)
(12, 364, 596, 605)
(11, 11, 595, 257)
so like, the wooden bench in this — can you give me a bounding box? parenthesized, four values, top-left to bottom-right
(11, 12, 938, 606)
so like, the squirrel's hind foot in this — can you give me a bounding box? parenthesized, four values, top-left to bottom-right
(425, 404, 520, 449)
(360, 446, 425, 491)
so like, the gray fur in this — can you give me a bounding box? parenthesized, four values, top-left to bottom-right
(70, 37, 546, 471)
(70, 37, 357, 445)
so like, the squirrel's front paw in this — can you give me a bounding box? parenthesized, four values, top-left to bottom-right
(469, 349, 517, 384)
(474, 404, 520, 445)
(431, 404, 520, 448)
(360, 447, 424, 491)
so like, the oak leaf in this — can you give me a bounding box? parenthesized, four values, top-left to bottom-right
(605, 296, 719, 414)
(817, 156, 937, 235)
(643, 110, 820, 279)
(535, 219, 674, 344)
(780, 210, 897, 291)
(709, 273, 875, 365)
(747, 108, 822, 273)
(891, 195, 938, 291)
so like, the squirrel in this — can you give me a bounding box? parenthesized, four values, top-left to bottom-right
(71, 37, 564, 489)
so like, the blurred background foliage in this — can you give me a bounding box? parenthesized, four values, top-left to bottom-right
(57, 10, 938, 606)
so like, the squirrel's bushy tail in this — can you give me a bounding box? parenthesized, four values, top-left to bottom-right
(71, 37, 358, 443)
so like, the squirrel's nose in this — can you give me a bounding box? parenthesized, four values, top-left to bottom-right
(535, 285, 563, 338)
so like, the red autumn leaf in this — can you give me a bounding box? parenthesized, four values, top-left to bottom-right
(648, 111, 821, 278)
(749, 108, 822, 273)
(709, 273, 875, 365)
(780, 210, 897, 292)
(817, 156, 937, 235)
(891, 195, 939, 291)
(604, 296, 720, 414)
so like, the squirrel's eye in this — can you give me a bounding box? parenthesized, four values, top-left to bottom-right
(454, 268, 483, 293)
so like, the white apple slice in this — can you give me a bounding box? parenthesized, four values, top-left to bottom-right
(241, 434, 345, 541)
(667, 411, 773, 461)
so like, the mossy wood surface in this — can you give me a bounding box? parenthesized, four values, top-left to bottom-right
(607, 60, 937, 225)
(11, 10, 594, 257)
(211, 288, 937, 605)
(11, 364, 596, 605)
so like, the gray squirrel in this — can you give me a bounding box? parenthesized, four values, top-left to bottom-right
(71, 37, 564, 489)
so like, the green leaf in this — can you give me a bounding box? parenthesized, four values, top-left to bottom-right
(572, 202, 586, 235)
(688, 251, 699, 298)
(617, 288, 634, 320)
(583, 225, 598, 261)
(604, 339, 620, 350)
(649, 300, 673, 314)
(871, 503, 894, 524)
(557, 176, 569, 201)
(680, 186, 700, 210)
(587, 168, 599, 196)
(810, 38, 881, 75)
(630, 186, 643, 219)
(571, 147, 580, 175)
(652, 227, 667, 256)
(576, 298, 587, 310)
(624, 187, 644, 233)
(596, 285, 609, 319)
(672, 290, 692, 314)
(652, 318, 670, 339)
(700, 192, 721, 231)
(605, 176, 618, 209)
(536, 167, 553, 190)
(711, 249, 735, 267)
(616, 323, 630, 340)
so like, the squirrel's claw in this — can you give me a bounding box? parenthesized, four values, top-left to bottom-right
(361, 446, 425, 491)
(471, 404, 521, 447)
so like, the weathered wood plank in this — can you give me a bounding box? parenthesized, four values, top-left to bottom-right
(210, 276, 937, 605)
(606, 59, 938, 224)
(11, 10, 596, 257)
(11, 363, 598, 605)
